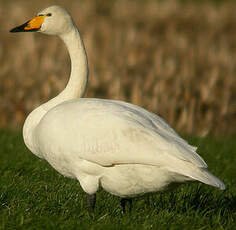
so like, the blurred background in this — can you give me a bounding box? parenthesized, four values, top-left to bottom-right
(0, 0, 235, 136)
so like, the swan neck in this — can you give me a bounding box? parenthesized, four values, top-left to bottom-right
(42, 26, 88, 111)
(60, 27, 88, 99)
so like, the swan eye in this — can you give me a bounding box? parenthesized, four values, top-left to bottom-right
(47, 13, 52, 17)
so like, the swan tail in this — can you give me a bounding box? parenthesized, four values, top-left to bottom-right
(189, 168, 226, 190)
(167, 161, 226, 190)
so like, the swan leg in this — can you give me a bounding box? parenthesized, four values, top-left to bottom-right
(120, 198, 132, 213)
(86, 193, 96, 216)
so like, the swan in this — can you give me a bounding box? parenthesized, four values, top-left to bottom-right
(10, 5, 225, 214)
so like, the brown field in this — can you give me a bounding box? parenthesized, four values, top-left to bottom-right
(0, 0, 235, 135)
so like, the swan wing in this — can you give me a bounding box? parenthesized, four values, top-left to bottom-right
(111, 100, 198, 152)
(35, 98, 207, 170)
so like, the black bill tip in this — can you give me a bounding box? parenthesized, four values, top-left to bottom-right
(10, 21, 28, 33)
(10, 21, 39, 33)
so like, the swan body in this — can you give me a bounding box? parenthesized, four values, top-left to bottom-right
(11, 6, 225, 206)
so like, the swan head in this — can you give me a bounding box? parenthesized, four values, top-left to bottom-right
(10, 5, 74, 36)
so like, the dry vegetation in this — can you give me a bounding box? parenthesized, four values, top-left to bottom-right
(0, 0, 235, 135)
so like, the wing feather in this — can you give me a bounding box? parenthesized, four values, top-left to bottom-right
(36, 98, 207, 171)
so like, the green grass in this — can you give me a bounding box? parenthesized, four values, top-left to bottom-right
(0, 129, 235, 230)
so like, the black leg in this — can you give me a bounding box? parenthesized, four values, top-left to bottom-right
(120, 198, 132, 213)
(86, 193, 96, 216)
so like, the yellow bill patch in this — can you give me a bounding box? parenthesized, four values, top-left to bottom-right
(25, 15, 46, 30)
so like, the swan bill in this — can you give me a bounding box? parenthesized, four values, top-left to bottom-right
(10, 15, 46, 33)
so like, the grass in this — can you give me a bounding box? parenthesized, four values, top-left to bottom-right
(0, 129, 235, 230)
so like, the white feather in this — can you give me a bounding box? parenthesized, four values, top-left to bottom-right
(16, 5, 225, 198)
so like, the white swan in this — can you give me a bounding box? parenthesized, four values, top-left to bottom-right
(10, 5, 225, 213)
